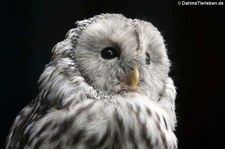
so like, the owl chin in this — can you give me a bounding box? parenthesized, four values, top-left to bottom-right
(111, 83, 143, 95)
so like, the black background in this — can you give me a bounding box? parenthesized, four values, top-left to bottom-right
(1, 0, 225, 149)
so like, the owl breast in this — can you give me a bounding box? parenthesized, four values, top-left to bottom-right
(26, 94, 176, 149)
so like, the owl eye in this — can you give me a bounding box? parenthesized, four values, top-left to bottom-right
(101, 47, 119, 60)
(145, 52, 151, 65)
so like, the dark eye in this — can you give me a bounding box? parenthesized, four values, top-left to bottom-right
(145, 52, 151, 65)
(101, 47, 119, 60)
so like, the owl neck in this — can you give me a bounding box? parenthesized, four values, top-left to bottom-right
(37, 58, 98, 109)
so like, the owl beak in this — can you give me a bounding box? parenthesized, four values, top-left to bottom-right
(128, 66, 139, 90)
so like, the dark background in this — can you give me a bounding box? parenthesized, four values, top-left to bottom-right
(1, 0, 225, 149)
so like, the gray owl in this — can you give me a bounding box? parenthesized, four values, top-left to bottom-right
(6, 14, 177, 149)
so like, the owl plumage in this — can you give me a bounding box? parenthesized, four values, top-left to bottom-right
(6, 14, 177, 149)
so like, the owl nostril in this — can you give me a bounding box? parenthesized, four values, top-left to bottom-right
(122, 66, 136, 73)
(127, 65, 135, 71)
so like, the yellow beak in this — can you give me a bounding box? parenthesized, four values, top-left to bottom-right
(128, 66, 139, 90)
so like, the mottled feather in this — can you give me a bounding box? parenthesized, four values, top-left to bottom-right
(6, 13, 177, 149)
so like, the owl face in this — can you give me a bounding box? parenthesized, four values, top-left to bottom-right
(73, 14, 170, 99)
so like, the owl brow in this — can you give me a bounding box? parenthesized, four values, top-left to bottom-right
(133, 19, 141, 52)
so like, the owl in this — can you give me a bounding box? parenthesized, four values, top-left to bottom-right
(6, 13, 177, 149)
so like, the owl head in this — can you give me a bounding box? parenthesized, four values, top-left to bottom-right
(45, 13, 170, 101)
